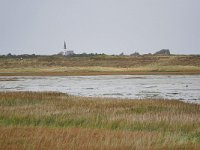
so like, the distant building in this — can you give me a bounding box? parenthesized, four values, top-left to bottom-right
(60, 41, 75, 56)
(154, 49, 170, 55)
(65, 50, 74, 56)
(119, 52, 124, 56)
(130, 52, 140, 57)
(58, 51, 64, 55)
(64, 41, 67, 50)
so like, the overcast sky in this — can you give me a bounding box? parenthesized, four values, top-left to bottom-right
(0, 0, 200, 55)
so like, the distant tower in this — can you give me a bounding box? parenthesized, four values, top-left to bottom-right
(64, 41, 67, 50)
(63, 41, 74, 56)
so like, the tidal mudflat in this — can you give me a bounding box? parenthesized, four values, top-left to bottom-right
(0, 75, 200, 104)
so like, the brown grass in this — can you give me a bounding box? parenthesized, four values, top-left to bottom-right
(1, 126, 199, 150)
(0, 92, 200, 149)
(0, 55, 200, 76)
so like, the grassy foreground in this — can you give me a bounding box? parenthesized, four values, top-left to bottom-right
(0, 55, 200, 76)
(0, 92, 200, 149)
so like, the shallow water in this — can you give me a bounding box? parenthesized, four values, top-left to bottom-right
(0, 75, 200, 104)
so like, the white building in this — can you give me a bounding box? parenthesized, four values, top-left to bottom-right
(63, 41, 74, 56)
(65, 50, 74, 56)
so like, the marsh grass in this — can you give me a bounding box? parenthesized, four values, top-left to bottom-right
(0, 55, 200, 76)
(0, 92, 200, 149)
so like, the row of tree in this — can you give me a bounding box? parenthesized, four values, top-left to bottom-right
(0, 49, 171, 58)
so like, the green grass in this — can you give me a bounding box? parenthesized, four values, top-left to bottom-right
(0, 92, 200, 149)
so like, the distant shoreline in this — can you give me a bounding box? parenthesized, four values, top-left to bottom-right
(1, 55, 200, 76)
(1, 71, 200, 76)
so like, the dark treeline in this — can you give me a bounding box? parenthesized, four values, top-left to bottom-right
(0, 49, 174, 58)
(1, 50, 199, 58)
(0, 53, 38, 58)
(0, 53, 112, 58)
